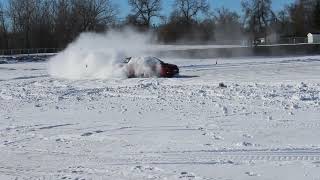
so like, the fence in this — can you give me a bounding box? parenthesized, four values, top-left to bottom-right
(0, 48, 63, 56)
(157, 43, 320, 58)
(0, 37, 314, 56)
(277, 37, 307, 45)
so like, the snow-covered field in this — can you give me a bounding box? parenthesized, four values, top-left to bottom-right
(0, 55, 320, 180)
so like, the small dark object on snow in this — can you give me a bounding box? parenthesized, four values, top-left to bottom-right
(219, 82, 227, 88)
(81, 132, 93, 136)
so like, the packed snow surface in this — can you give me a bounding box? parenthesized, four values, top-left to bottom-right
(1, 55, 320, 179)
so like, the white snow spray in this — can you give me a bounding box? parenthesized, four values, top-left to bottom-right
(48, 29, 154, 79)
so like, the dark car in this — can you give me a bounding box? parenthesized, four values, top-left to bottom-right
(157, 58, 179, 78)
(124, 57, 179, 78)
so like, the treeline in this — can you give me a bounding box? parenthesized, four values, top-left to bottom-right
(0, 0, 320, 49)
(0, 0, 116, 49)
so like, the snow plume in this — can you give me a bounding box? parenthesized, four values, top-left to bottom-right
(48, 29, 153, 79)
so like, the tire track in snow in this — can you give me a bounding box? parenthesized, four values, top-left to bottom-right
(118, 148, 320, 165)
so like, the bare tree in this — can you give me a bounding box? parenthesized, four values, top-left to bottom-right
(288, 2, 308, 36)
(128, 0, 161, 27)
(158, 0, 212, 43)
(276, 8, 291, 37)
(8, 0, 35, 48)
(32, 0, 55, 48)
(8, 0, 56, 48)
(0, 3, 5, 30)
(52, 0, 73, 47)
(173, 0, 209, 23)
(0, 2, 8, 49)
(6, 0, 116, 49)
(242, 0, 275, 42)
(313, 0, 320, 31)
(214, 8, 242, 42)
(71, 0, 117, 32)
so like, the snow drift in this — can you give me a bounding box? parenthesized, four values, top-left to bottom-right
(48, 29, 155, 79)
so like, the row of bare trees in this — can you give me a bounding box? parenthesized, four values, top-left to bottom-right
(241, 0, 320, 44)
(1, 0, 320, 49)
(0, 0, 117, 49)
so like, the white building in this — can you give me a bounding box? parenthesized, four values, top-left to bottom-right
(307, 33, 320, 43)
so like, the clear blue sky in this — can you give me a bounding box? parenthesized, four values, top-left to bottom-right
(114, 0, 295, 19)
(0, 0, 295, 18)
